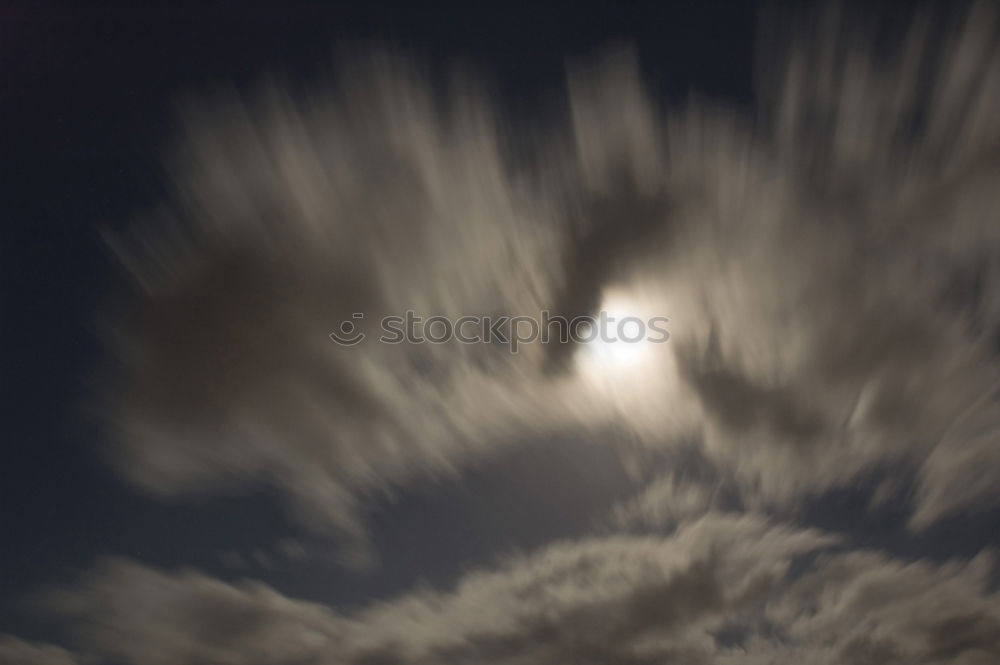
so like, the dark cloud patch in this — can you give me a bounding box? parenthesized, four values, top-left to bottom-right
(0, 636, 78, 665)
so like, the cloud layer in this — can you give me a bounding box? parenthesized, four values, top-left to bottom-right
(22, 4, 996, 663)
(0, 636, 77, 665)
(95, 5, 1000, 551)
(36, 513, 1000, 665)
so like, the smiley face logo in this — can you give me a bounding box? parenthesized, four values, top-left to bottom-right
(329, 313, 366, 346)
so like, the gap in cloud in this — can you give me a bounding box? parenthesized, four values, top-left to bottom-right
(310, 430, 644, 610)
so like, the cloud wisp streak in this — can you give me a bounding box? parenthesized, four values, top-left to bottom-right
(35, 513, 1000, 665)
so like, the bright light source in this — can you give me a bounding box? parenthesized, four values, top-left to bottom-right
(577, 293, 653, 372)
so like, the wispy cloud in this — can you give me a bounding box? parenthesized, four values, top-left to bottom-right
(88, 0, 1000, 594)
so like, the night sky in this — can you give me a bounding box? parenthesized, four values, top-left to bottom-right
(4, 2, 1000, 664)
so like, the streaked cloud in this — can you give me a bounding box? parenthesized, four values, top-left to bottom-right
(96, 5, 1000, 558)
(0, 636, 78, 665)
(39, 514, 1000, 665)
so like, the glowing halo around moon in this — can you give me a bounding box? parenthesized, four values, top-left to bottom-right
(573, 290, 669, 386)
(571, 288, 686, 433)
(579, 299, 651, 368)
